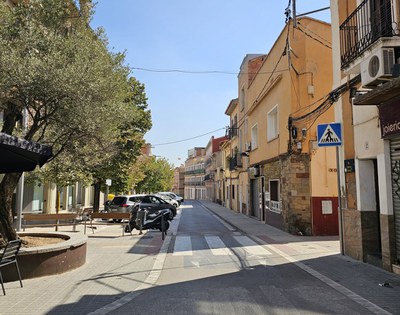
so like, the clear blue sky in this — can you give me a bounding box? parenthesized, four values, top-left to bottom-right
(91, 1, 330, 167)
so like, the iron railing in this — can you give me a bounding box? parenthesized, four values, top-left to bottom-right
(340, 0, 398, 68)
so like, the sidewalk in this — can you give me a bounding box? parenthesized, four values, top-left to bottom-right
(200, 200, 400, 315)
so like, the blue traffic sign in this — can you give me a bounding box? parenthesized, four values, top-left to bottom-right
(317, 123, 342, 147)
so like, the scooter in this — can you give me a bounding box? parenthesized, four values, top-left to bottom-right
(125, 204, 173, 233)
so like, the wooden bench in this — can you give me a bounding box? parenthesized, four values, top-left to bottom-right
(22, 213, 78, 232)
(83, 212, 132, 236)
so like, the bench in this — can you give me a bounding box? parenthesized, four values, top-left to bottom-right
(83, 212, 132, 236)
(22, 213, 78, 232)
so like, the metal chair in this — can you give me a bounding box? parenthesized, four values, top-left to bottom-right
(0, 239, 23, 295)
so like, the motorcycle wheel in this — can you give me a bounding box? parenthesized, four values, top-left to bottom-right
(125, 223, 135, 233)
(158, 221, 170, 232)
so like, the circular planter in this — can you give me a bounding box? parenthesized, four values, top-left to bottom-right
(3, 232, 87, 282)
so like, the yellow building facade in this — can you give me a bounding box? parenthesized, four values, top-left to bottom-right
(225, 18, 337, 235)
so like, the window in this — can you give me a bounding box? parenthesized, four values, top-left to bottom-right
(267, 105, 279, 141)
(240, 86, 245, 111)
(251, 123, 258, 149)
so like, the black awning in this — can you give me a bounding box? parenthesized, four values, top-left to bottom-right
(0, 133, 52, 173)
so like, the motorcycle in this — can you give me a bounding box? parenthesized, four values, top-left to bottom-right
(125, 204, 173, 233)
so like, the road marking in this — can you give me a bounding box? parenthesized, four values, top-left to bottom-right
(88, 200, 181, 315)
(233, 235, 272, 256)
(205, 236, 233, 256)
(173, 235, 192, 256)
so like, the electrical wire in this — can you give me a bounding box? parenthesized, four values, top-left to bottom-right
(290, 75, 361, 131)
(297, 21, 332, 46)
(132, 67, 289, 76)
(151, 127, 226, 146)
(297, 26, 332, 49)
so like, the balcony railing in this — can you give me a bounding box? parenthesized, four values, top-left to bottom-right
(269, 200, 281, 214)
(185, 169, 205, 175)
(228, 152, 243, 171)
(340, 0, 398, 68)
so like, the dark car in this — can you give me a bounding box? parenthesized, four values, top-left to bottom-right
(140, 194, 177, 216)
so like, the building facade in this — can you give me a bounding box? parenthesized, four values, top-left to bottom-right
(223, 18, 338, 236)
(184, 147, 206, 200)
(204, 135, 228, 203)
(172, 166, 185, 198)
(331, 0, 400, 273)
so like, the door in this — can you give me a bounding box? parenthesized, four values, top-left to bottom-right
(251, 179, 260, 219)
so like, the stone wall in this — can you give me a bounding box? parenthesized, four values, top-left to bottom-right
(343, 207, 363, 261)
(281, 154, 311, 235)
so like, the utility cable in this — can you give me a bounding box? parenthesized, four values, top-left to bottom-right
(132, 67, 289, 76)
(151, 127, 226, 146)
(297, 26, 332, 49)
(297, 21, 332, 46)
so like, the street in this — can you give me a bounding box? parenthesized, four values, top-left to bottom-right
(104, 201, 395, 315)
(1, 200, 399, 315)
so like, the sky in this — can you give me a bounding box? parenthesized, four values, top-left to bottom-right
(91, 1, 331, 167)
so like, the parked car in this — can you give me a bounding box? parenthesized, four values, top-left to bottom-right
(155, 193, 179, 208)
(140, 194, 177, 216)
(158, 191, 183, 205)
(108, 194, 144, 221)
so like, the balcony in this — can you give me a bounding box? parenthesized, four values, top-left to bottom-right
(185, 169, 205, 175)
(340, 0, 398, 69)
(228, 152, 243, 171)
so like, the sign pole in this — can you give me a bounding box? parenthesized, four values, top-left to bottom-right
(317, 123, 343, 255)
(336, 147, 344, 255)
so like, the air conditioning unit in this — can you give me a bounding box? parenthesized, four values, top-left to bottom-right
(361, 47, 396, 87)
(245, 142, 251, 152)
(248, 166, 260, 177)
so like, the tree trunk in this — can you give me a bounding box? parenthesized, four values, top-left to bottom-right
(0, 172, 22, 241)
(93, 181, 101, 213)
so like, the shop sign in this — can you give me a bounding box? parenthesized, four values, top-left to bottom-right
(379, 99, 400, 138)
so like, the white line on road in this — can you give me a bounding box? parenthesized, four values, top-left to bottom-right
(204, 235, 233, 256)
(233, 235, 272, 257)
(172, 235, 193, 256)
(88, 200, 182, 315)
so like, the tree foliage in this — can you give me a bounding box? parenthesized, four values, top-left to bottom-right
(132, 156, 174, 194)
(0, 0, 150, 240)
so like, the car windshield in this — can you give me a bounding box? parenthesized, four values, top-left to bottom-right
(111, 197, 127, 205)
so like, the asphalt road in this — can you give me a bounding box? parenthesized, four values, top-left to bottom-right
(108, 201, 379, 315)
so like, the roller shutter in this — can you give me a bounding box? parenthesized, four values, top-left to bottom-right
(390, 137, 400, 262)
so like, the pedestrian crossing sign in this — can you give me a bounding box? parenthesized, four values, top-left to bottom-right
(317, 123, 342, 147)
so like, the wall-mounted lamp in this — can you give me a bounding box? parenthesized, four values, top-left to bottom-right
(301, 128, 307, 138)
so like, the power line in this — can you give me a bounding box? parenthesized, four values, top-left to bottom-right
(132, 67, 289, 76)
(297, 25, 332, 49)
(297, 21, 331, 46)
(151, 127, 226, 146)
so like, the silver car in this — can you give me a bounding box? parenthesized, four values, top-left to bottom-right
(108, 195, 144, 213)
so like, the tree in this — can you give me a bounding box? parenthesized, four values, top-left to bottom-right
(0, 0, 133, 241)
(133, 156, 174, 194)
